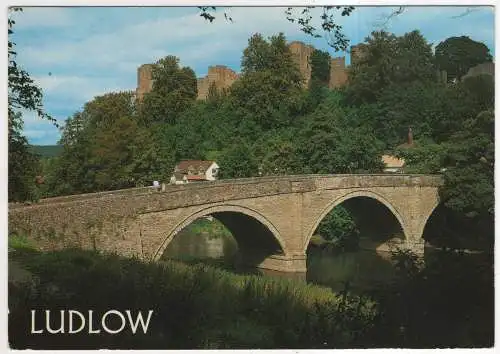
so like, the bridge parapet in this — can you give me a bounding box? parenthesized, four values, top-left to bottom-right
(314, 174, 443, 190)
(9, 174, 443, 213)
(8, 173, 443, 269)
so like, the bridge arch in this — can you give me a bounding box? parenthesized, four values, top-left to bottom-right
(416, 200, 441, 244)
(153, 204, 288, 261)
(304, 190, 410, 252)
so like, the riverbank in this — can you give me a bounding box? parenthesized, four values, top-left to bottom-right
(8, 234, 493, 349)
(8, 246, 375, 349)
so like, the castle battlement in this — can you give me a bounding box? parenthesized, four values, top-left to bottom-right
(136, 41, 364, 101)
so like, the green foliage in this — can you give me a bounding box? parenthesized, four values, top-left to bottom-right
(46, 91, 172, 195)
(232, 33, 306, 130)
(395, 142, 446, 174)
(296, 102, 385, 173)
(307, 49, 331, 109)
(316, 206, 360, 251)
(365, 249, 494, 347)
(253, 129, 303, 176)
(310, 49, 331, 85)
(435, 36, 493, 82)
(8, 113, 41, 202)
(139, 56, 197, 126)
(345, 30, 435, 105)
(218, 142, 259, 179)
(8, 233, 37, 250)
(9, 248, 375, 349)
(461, 74, 495, 112)
(440, 110, 494, 218)
(8, 9, 54, 202)
(180, 218, 232, 239)
(28, 145, 63, 158)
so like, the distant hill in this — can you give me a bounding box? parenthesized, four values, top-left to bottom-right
(29, 145, 63, 158)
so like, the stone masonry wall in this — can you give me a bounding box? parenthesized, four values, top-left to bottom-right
(135, 41, 365, 100)
(288, 41, 316, 87)
(9, 175, 443, 266)
(136, 64, 153, 101)
(329, 56, 348, 89)
(196, 65, 240, 100)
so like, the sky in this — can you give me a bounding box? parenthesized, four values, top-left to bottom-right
(9, 6, 495, 146)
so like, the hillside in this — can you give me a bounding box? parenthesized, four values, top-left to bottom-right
(29, 145, 63, 158)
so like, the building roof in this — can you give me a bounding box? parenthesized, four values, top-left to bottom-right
(186, 175, 207, 181)
(175, 160, 215, 173)
(381, 155, 405, 168)
(172, 172, 185, 180)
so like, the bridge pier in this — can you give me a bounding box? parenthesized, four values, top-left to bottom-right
(404, 238, 425, 255)
(257, 254, 307, 273)
(238, 253, 307, 273)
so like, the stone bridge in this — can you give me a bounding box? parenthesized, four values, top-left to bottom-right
(8, 174, 443, 272)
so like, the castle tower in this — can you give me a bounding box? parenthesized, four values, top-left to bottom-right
(196, 65, 239, 100)
(288, 41, 315, 87)
(136, 64, 154, 101)
(329, 56, 348, 89)
(350, 44, 367, 66)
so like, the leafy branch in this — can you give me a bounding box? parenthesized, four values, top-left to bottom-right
(8, 7, 57, 127)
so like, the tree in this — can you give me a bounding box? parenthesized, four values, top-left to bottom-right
(139, 56, 197, 126)
(371, 80, 474, 146)
(89, 116, 167, 189)
(345, 30, 435, 105)
(231, 33, 306, 130)
(440, 110, 494, 219)
(8, 113, 41, 202)
(253, 129, 303, 176)
(47, 91, 172, 194)
(296, 101, 385, 174)
(306, 49, 331, 110)
(8, 8, 55, 202)
(461, 74, 494, 112)
(435, 36, 493, 82)
(317, 206, 359, 247)
(82, 91, 135, 130)
(310, 49, 331, 86)
(218, 142, 259, 179)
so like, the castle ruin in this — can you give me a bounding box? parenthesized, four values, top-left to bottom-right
(196, 65, 239, 100)
(136, 41, 365, 101)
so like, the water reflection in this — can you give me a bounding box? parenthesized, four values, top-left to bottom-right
(306, 248, 395, 292)
(161, 222, 397, 292)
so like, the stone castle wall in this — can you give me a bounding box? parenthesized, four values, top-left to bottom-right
(136, 42, 367, 101)
(196, 65, 240, 100)
(289, 41, 316, 87)
(136, 64, 153, 101)
(329, 56, 348, 89)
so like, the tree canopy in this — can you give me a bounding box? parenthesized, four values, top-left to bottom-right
(435, 36, 493, 82)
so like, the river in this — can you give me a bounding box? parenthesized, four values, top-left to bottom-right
(161, 219, 399, 293)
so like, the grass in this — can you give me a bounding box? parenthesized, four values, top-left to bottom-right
(8, 246, 376, 349)
(8, 233, 37, 251)
(9, 232, 492, 348)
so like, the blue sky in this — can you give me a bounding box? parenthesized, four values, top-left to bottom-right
(10, 6, 495, 146)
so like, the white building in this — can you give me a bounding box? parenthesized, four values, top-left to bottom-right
(381, 154, 405, 173)
(170, 160, 219, 185)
